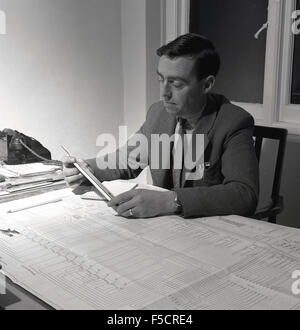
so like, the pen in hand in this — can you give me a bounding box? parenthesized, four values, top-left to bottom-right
(61, 145, 72, 158)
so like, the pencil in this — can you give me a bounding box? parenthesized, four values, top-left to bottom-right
(7, 197, 63, 213)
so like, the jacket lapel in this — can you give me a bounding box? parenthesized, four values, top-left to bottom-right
(150, 95, 228, 188)
(149, 105, 177, 189)
(181, 94, 223, 187)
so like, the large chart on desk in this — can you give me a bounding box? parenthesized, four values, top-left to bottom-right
(0, 190, 300, 310)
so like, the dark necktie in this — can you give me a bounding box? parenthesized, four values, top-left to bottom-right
(172, 118, 188, 188)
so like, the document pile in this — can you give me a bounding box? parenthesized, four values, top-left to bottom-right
(0, 162, 66, 202)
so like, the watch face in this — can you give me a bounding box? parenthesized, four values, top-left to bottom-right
(174, 192, 182, 214)
(176, 206, 183, 215)
(175, 201, 183, 214)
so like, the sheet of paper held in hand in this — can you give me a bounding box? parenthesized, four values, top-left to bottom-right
(0, 184, 300, 310)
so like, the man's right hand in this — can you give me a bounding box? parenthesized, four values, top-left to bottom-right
(62, 157, 84, 185)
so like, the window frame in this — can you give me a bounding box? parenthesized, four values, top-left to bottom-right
(161, 0, 300, 138)
(279, 0, 300, 126)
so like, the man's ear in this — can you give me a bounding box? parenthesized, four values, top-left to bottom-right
(203, 75, 215, 94)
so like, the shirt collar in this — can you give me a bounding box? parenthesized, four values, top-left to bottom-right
(177, 98, 207, 130)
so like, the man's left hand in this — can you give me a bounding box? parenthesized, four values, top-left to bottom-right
(107, 189, 177, 218)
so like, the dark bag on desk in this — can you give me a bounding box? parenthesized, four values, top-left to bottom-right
(0, 129, 51, 164)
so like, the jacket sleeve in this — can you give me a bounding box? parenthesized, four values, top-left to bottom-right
(175, 115, 259, 218)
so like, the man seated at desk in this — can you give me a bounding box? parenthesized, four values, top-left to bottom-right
(63, 33, 259, 219)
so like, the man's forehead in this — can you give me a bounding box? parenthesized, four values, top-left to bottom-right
(157, 56, 196, 78)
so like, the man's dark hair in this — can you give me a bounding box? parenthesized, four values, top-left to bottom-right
(156, 33, 220, 80)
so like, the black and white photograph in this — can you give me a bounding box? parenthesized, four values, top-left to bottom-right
(0, 0, 300, 314)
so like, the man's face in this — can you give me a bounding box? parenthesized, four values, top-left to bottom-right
(157, 55, 206, 119)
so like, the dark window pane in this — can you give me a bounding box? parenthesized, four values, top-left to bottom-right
(291, 0, 300, 104)
(190, 0, 268, 103)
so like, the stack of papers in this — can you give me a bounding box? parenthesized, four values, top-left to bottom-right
(0, 162, 65, 202)
(0, 163, 61, 178)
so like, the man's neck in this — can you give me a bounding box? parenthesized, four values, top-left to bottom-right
(182, 97, 207, 130)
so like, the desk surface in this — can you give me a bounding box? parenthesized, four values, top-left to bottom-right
(1, 187, 300, 310)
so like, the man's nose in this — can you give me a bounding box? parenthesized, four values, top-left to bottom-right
(161, 82, 172, 100)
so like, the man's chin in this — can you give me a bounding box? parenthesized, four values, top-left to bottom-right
(164, 103, 179, 115)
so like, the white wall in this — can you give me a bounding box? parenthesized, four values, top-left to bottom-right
(121, 0, 147, 137)
(146, 0, 161, 109)
(121, 0, 161, 183)
(121, 0, 161, 138)
(0, 0, 123, 160)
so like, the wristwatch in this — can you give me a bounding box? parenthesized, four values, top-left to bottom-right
(174, 192, 183, 215)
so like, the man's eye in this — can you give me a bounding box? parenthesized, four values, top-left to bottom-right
(172, 81, 184, 88)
